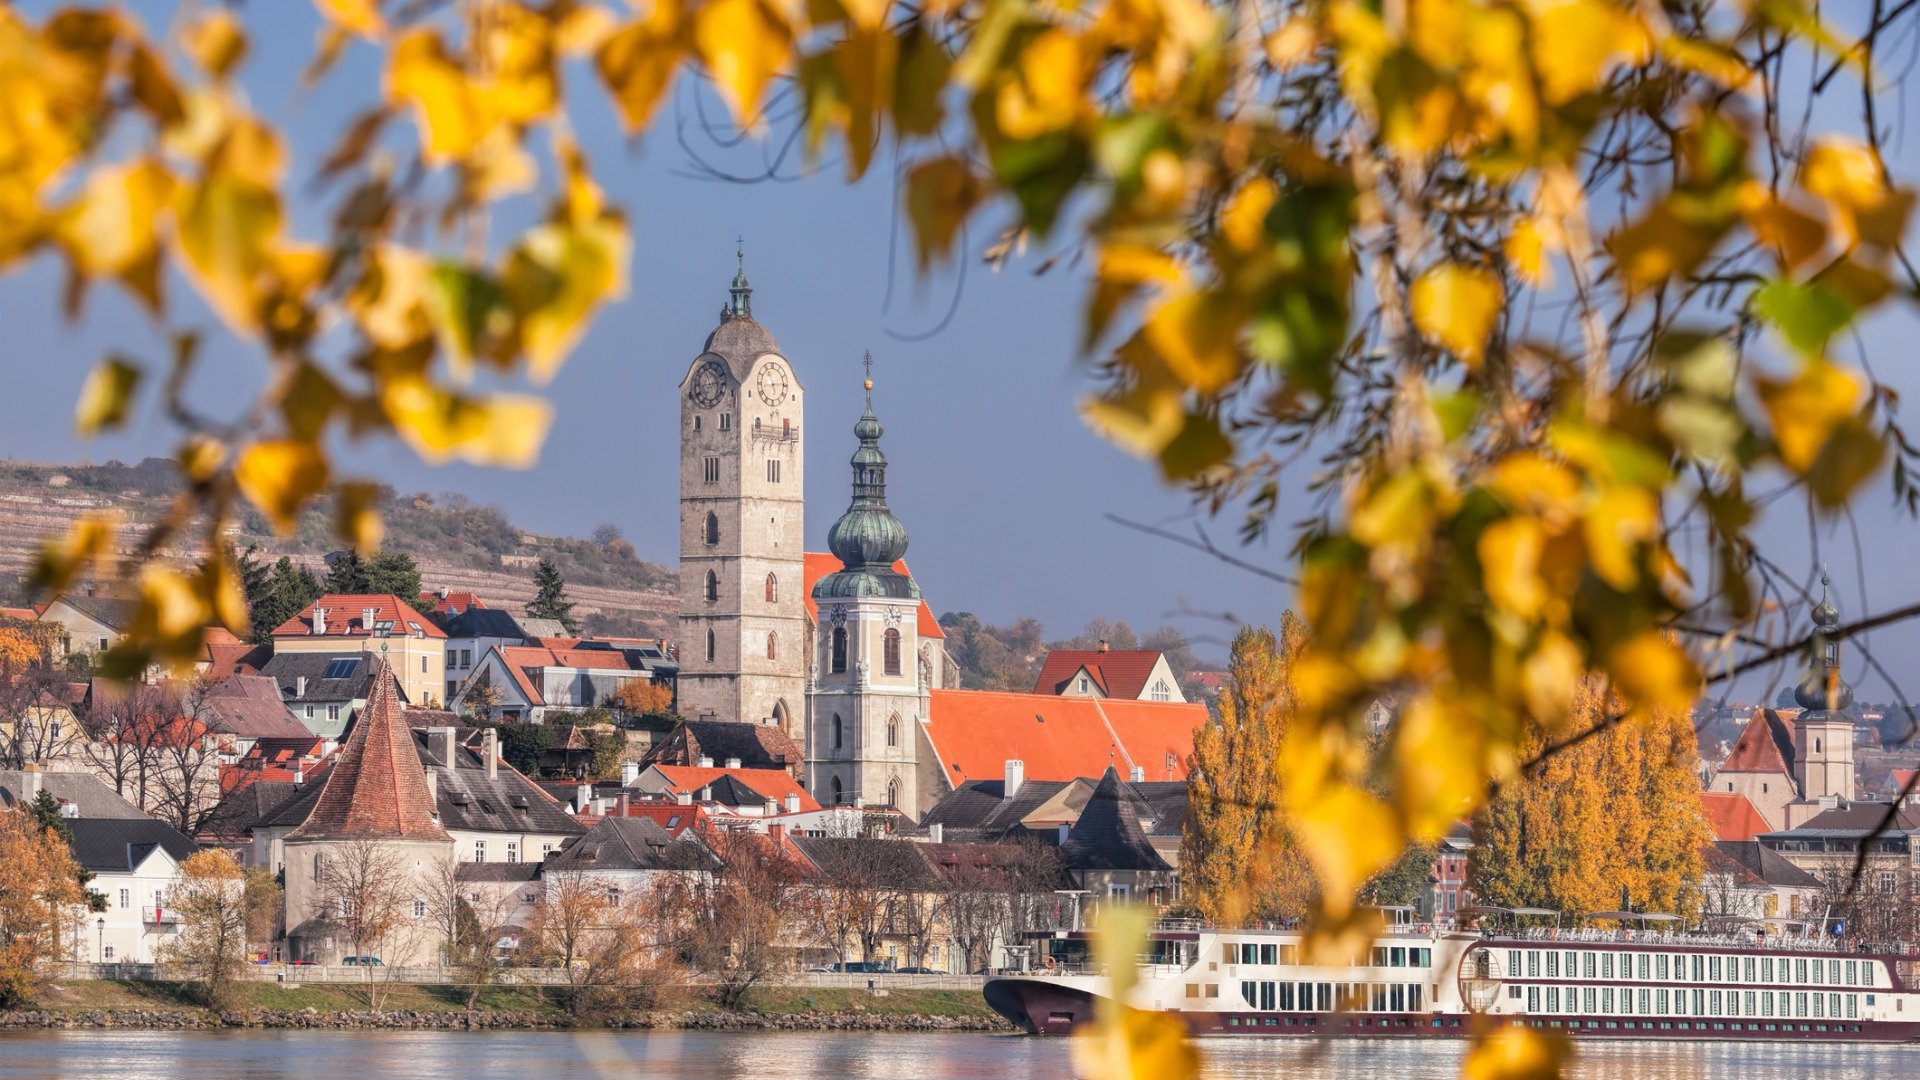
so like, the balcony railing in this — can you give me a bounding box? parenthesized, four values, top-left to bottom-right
(143, 907, 183, 926)
(751, 424, 799, 442)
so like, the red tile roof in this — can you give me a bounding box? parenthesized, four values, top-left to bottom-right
(1699, 791, 1770, 842)
(1720, 708, 1796, 775)
(588, 801, 714, 835)
(922, 689, 1205, 788)
(648, 764, 821, 812)
(286, 661, 449, 842)
(1032, 649, 1169, 699)
(419, 591, 486, 614)
(801, 552, 944, 639)
(272, 594, 447, 639)
(0, 606, 39, 622)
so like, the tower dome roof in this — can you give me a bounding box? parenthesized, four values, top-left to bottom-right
(814, 356, 918, 601)
(1793, 571, 1854, 714)
(701, 245, 780, 380)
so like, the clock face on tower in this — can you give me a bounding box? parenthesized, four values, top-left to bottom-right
(690, 362, 727, 408)
(756, 365, 790, 406)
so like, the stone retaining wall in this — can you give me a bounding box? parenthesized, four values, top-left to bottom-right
(0, 1007, 1013, 1033)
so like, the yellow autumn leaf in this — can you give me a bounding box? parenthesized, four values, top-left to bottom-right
(1097, 243, 1184, 286)
(502, 215, 632, 383)
(28, 514, 120, 597)
(235, 439, 330, 535)
(1529, 1, 1650, 105)
(692, 0, 794, 127)
(1736, 181, 1827, 268)
(1463, 1023, 1570, 1080)
(996, 29, 1088, 139)
(1143, 289, 1243, 394)
(1392, 694, 1487, 839)
(335, 480, 385, 551)
(55, 158, 172, 275)
(1606, 631, 1698, 719)
(1801, 138, 1914, 249)
(1411, 262, 1502, 368)
(1291, 781, 1400, 909)
(177, 435, 227, 484)
(386, 30, 489, 162)
(1582, 485, 1656, 590)
(183, 10, 248, 78)
(1521, 631, 1582, 723)
(1264, 17, 1319, 69)
(349, 245, 434, 349)
(1755, 360, 1864, 472)
(904, 157, 985, 271)
(313, 0, 385, 37)
(74, 356, 142, 437)
(1659, 35, 1752, 88)
(1479, 516, 1546, 619)
(1080, 382, 1185, 460)
(382, 380, 553, 468)
(1505, 218, 1548, 285)
(1070, 1007, 1199, 1080)
(1219, 177, 1276, 254)
(595, 2, 689, 133)
(172, 171, 283, 334)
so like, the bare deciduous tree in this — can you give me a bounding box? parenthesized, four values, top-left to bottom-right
(313, 840, 414, 1007)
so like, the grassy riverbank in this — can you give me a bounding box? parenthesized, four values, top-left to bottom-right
(8, 980, 1005, 1030)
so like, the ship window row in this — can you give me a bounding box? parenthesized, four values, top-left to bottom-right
(1504, 950, 1874, 987)
(1221, 944, 1432, 969)
(1226, 981, 1425, 1013)
(1519, 984, 1862, 1021)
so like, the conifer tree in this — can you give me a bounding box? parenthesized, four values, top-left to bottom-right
(1471, 679, 1709, 919)
(526, 557, 578, 635)
(323, 550, 368, 593)
(1181, 617, 1314, 923)
(364, 551, 422, 600)
(248, 557, 322, 642)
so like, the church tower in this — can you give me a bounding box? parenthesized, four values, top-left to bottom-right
(806, 360, 925, 812)
(676, 252, 807, 735)
(1792, 573, 1856, 804)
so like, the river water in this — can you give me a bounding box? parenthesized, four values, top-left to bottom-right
(1, 1030, 1916, 1078)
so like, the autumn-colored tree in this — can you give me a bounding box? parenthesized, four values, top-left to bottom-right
(160, 849, 250, 1008)
(1471, 679, 1710, 920)
(520, 871, 660, 1018)
(609, 678, 672, 718)
(0, 626, 39, 672)
(0, 810, 87, 1008)
(1181, 619, 1314, 923)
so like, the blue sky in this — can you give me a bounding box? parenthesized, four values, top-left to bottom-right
(1, 2, 1915, 702)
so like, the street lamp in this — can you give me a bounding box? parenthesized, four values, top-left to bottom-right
(96, 917, 105, 964)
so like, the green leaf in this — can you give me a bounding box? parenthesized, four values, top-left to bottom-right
(424, 262, 505, 371)
(1158, 411, 1232, 481)
(990, 130, 1089, 238)
(1753, 278, 1854, 357)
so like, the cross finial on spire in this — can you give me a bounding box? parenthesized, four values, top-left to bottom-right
(727, 242, 752, 318)
(862, 350, 874, 396)
(1820, 564, 1831, 601)
(737, 235, 744, 267)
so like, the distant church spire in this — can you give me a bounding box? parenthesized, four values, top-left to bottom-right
(726, 238, 752, 318)
(1794, 569, 1853, 714)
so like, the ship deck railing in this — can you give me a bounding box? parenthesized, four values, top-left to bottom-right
(1484, 925, 1909, 953)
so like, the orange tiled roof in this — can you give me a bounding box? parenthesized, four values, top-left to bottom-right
(590, 802, 714, 835)
(419, 591, 486, 614)
(286, 661, 449, 842)
(649, 764, 821, 812)
(1699, 791, 1770, 842)
(492, 644, 640, 704)
(273, 594, 447, 639)
(1721, 707, 1796, 775)
(922, 689, 1205, 788)
(1032, 649, 1167, 699)
(801, 552, 944, 639)
(0, 606, 39, 622)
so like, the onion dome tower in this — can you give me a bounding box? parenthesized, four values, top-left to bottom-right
(814, 355, 918, 602)
(1792, 571, 1856, 802)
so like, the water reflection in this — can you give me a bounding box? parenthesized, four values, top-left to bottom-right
(1, 1030, 1916, 1079)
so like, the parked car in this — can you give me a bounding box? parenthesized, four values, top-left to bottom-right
(341, 956, 384, 967)
(828, 961, 894, 974)
(894, 966, 942, 975)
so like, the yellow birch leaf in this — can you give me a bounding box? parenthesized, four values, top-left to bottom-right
(1411, 262, 1501, 368)
(1070, 1007, 1199, 1080)
(183, 10, 248, 78)
(382, 380, 553, 468)
(1264, 17, 1319, 69)
(235, 439, 330, 535)
(1463, 1024, 1571, 1080)
(1506, 218, 1548, 285)
(1219, 177, 1276, 254)
(1521, 631, 1582, 724)
(74, 355, 142, 437)
(177, 435, 227, 483)
(1801, 138, 1914, 249)
(1393, 694, 1487, 839)
(692, 0, 794, 127)
(1582, 485, 1656, 590)
(1736, 181, 1826, 268)
(128, 43, 186, 125)
(350, 245, 434, 350)
(313, 0, 385, 37)
(1530, 1, 1650, 104)
(903, 156, 985, 271)
(1659, 35, 1752, 88)
(1080, 382, 1185, 460)
(1097, 243, 1184, 286)
(173, 172, 282, 334)
(1755, 360, 1863, 472)
(55, 158, 172, 275)
(386, 30, 489, 163)
(28, 515, 120, 596)
(1143, 290, 1243, 394)
(996, 29, 1087, 139)
(502, 216, 632, 383)
(1606, 631, 1698, 719)
(595, 4, 689, 133)
(1479, 516, 1545, 619)
(335, 480, 384, 551)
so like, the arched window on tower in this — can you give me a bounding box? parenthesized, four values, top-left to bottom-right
(830, 776, 844, 805)
(886, 779, 898, 808)
(705, 512, 719, 545)
(886, 713, 899, 748)
(831, 626, 847, 674)
(883, 628, 902, 676)
(766, 632, 777, 660)
(765, 573, 778, 603)
(705, 629, 716, 662)
(832, 714, 843, 750)
(1816, 738, 1823, 753)
(705, 570, 719, 602)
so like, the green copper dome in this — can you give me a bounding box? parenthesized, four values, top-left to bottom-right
(815, 370, 918, 601)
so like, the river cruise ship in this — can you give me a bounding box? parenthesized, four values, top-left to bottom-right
(983, 922, 1920, 1041)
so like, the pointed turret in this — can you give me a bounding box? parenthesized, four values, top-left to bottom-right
(287, 659, 448, 842)
(815, 353, 917, 601)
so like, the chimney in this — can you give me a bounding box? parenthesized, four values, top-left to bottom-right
(698, 785, 712, 802)
(293, 765, 305, 785)
(425, 768, 439, 803)
(676, 789, 692, 805)
(724, 757, 742, 770)
(60, 801, 79, 819)
(766, 799, 779, 815)
(294, 675, 307, 697)
(929, 822, 944, 843)
(1098, 639, 1109, 653)
(575, 782, 592, 813)
(620, 761, 639, 786)
(363, 606, 378, 631)
(482, 727, 499, 779)
(1130, 765, 1145, 783)
(784, 793, 800, 814)
(312, 607, 326, 635)
(697, 755, 714, 768)
(617, 792, 630, 816)
(1004, 759, 1024, 800)
(430, 726, 457, 767)
(768, 823, 785, 843)
(20, 764, 41, 804)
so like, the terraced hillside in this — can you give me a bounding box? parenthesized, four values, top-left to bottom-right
(0, 459, 677, 637)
